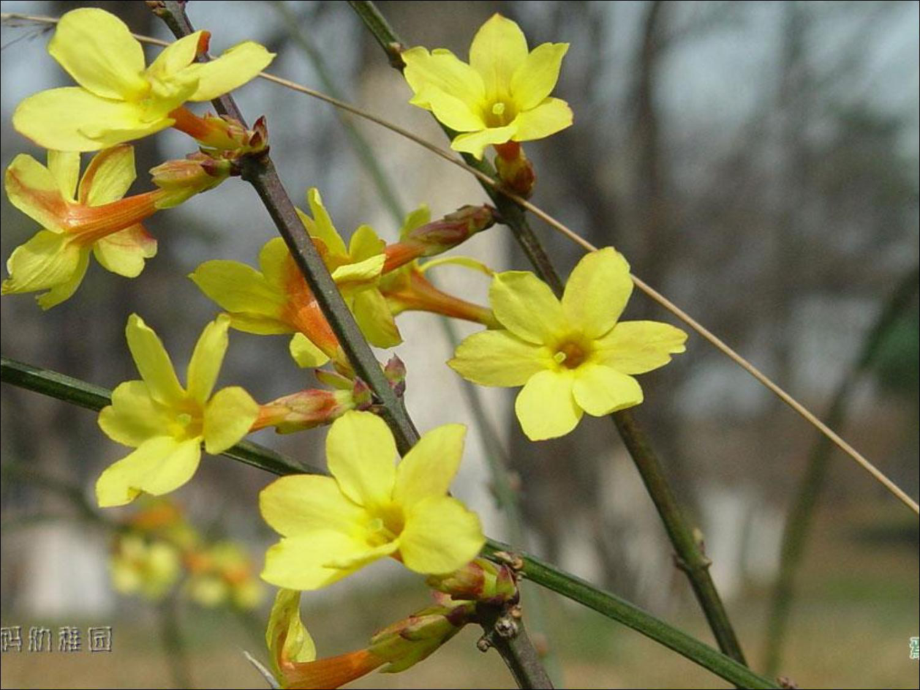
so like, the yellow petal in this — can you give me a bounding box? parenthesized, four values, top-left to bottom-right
(514, 369, 582, 441)
(330, 254, 385, 287)
(289, 333, 331, 368)
(260, 475, 368, 537)
(353, 289, 402, 348)
(326, 411, 396, 509)
(349, 224, 385, 263)
(510, 43, 569, 111)
(96, 436, 201, 508)
(470, 14, 528, 99)
(266, 590, 316, 678)
(257, 237, 294, 290)
(190, 260, 287, 319)
(147, 31, 203, 82)
(451, 125, 517, 159)
(125, 314, 185, 406)
(36, 248, 90, 310)
(324, 540, 399, 569)
(47, 151, 80, 202)
(394, 424, 466, 509)
(511, 97, 573, 142)
(1, 231, 85, 303)
(301, 188, 347, 257)
(4, 153, 67, 232)
(572, 364, 643, 416)
(48, 8, 147, 100)
(399, 496, 484, 575)
(399, 204, 431, 239)
(78, 113, 177, 151)
(416, 86, 486, 132)
(203, 386, 259, 454)
(261, 531, 378, 590)
(489, 270, 565, 344)
(186, 316, 230, 404)
(184, 41, 275, 102)
(98, 380, 173, 447)
(93, 224, 157, 278)
(13, 87, 167, 152)
(596, 321, 688, 374)
(562, 248, 632, 339)
(78, 145, 136, 206)
(402, 47, 485, 110)
(228, 314, 292, 336)
(449, 329, 550, 386)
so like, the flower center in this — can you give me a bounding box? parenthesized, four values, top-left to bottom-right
(367, 503, 405, 546)
(484, 100, 516, 127)
(171, 405, 203, 441)
(554, 339, 590, 370)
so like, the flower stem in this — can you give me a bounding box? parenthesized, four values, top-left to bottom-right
(350, 0, 749, 672)
(0, 358, 776, 689)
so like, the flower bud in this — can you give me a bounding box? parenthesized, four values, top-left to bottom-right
(426, 558, 518, 605)
(150, 153, 231, 208)
(169, 107, 269, 154)
(383, 205, 496, 273)
(494, 141, 536, 198)
(369, 601, 475, 673)
(251, 388, 356, 434)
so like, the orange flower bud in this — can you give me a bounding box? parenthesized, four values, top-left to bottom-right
(494, 141, 536, 198)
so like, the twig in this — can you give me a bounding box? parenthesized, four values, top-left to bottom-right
(0, 358, 777, 689)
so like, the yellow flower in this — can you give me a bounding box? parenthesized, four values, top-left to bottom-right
(191, 188, 391, 370)
(109, 534, 182, 601)
(260, 411, 484, 590)
(402, 13, 572, 159)
(2, 147, 158, 309)
(449, 248, 688, 440)
(266, 589, 387, 689)
(96, 314, 259, 507)
(13, 8, 274, 152)
(296, 189, 397, 347)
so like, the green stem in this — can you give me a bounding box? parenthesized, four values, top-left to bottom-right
(762, 265, 920, 676)
(159, 595, 193, 689)
(613, 410, 747, 666)
(481, 541, 775, 689)
(0, 357, 316, 477)
(0, 358, 776, 689)
(349, 0, 748, 670)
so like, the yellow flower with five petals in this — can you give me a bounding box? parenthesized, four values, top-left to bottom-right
(13, 8, 274, 152)
(260, 411, 484, 590)
(402, 13, 572, 159)
(96, 314, 259, 508)
(191, 188, 392, 370)
(2, 147, 158, 309)
(449, 248, 688, 440)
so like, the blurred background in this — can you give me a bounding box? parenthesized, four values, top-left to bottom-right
(1, 1, 917, 688)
